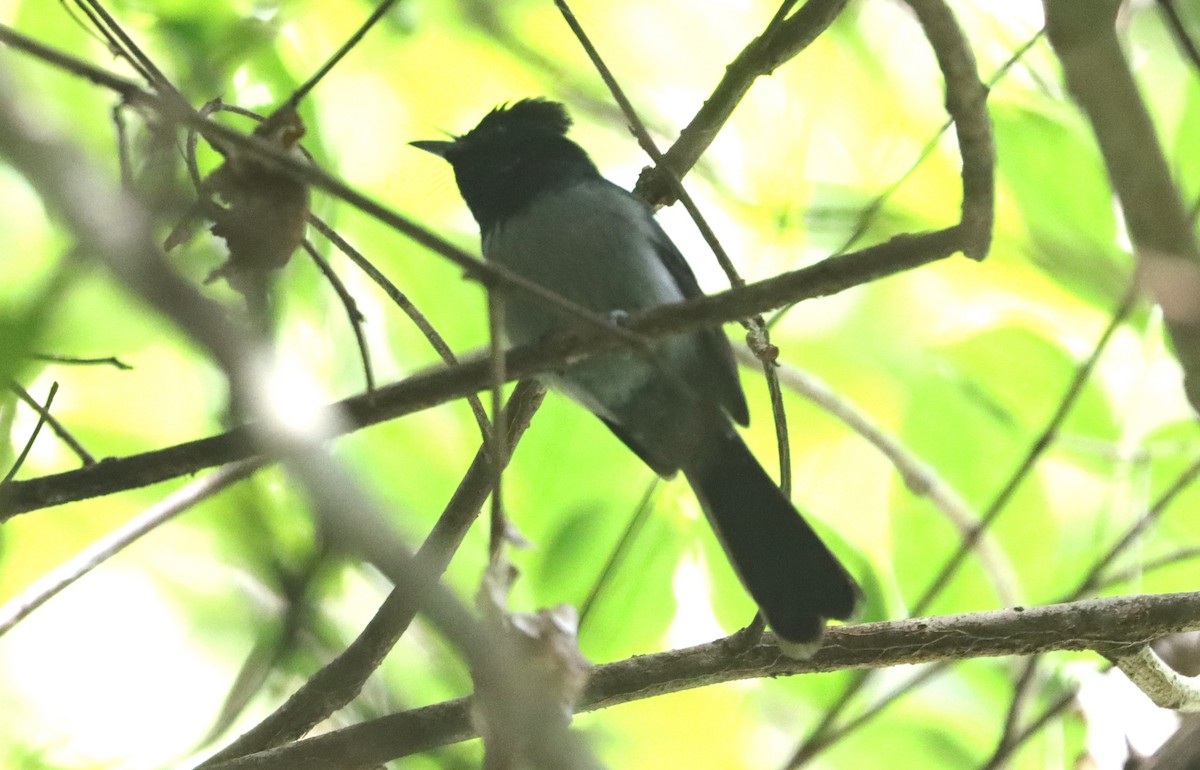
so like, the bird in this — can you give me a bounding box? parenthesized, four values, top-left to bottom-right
(412, 98, 861, 656)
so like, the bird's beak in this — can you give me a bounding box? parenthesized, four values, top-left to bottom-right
(410, 139, 455, 158)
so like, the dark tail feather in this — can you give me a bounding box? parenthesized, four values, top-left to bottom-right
(684, 426, 861, 655)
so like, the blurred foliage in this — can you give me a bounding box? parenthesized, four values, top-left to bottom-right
(0, 0, 1198, 769)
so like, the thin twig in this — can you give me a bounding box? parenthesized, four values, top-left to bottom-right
(1074, 452, 1200, 597)
(67, 0, 154, 85)
(999, 685, 1080, 759)
(980, 657, 1043, 770)
(300, 240, 376, 393)
(8, 380, 95, 465)
(2, 382, 57, 484)
(486, 292, 507, 558)
(1094, 546, 1200, 591)
(285, 0, 403, 109)
(32, 353, 132, 369)
(979, 676, 1082, 770)
(308, 213, 491, 439)
(200, 544, 328, 749)
(73, 0, 183, 108)
(577, 477, 659, 631)
(784, 663, 948, 767)
(112, 102, 132, 188)
(57, 0, 115, 53)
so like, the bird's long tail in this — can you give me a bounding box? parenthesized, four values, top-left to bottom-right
(683, 425, 861, 657)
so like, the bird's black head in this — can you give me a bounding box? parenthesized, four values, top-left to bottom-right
(412, 99, 600, 231)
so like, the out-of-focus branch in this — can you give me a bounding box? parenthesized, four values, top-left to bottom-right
(209, 591, 1200, 769)
(1044, 0, 1200, 412)
(203, 381, 546, 764)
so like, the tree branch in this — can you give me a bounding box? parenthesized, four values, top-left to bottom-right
(209, 591, 1200, 770)
(1, 227, 966, 517)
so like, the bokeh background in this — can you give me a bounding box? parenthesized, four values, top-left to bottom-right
(0, 1, 1197, 768)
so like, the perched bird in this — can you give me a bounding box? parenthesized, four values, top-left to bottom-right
(413, 99, 861, 655)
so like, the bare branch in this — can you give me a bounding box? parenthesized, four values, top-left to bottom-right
(210, 591, 1200, 769)
(286, 0, 402, 107)
(299, 241, 375, 393)
(902, 0, 994, 258)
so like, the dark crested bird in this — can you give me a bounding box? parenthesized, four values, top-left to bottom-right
(412, 99, 861, 655)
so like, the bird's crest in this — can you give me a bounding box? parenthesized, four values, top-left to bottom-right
(471, 98, 572, 138)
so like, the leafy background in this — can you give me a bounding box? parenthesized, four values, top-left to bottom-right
(0, 0, 1196, 768)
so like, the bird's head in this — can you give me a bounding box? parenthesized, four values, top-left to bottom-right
(411, 99, 598, 229)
